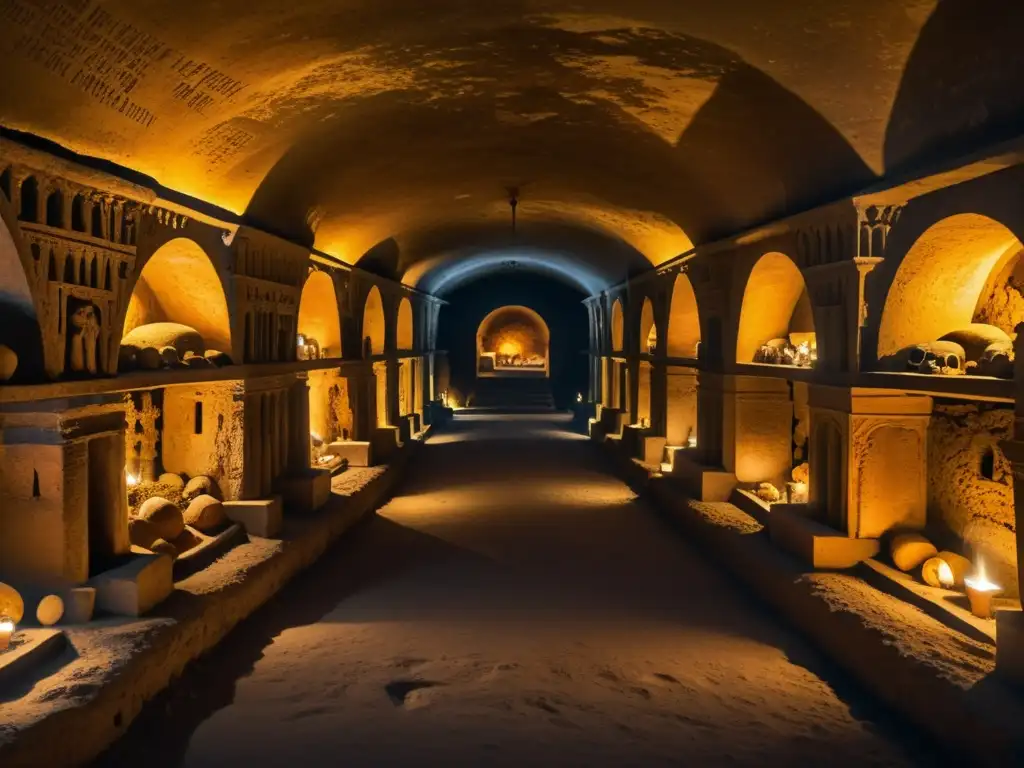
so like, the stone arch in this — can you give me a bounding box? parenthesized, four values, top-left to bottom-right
(877, 213, 1024, 360)
(19, 176, 38, 222)
(610, 298, 624, 352)
(45, 186, 63, 227)
(362, 285, 386, 357)
(639, 296, 656, 355)
(397, 296, 414, 351)
(736, 251, 815, 363)
(0, 200, 43, 378)
(121, 237, 232, 364)
(297, 269, 342, 359)
(667, 273, 701, 358)
(476, 305, 550, 377)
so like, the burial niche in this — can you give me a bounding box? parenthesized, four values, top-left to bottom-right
(737, 252, 817, 367)
(297, 269, 342, 360)
(878, 214, 1024, 378)
(476, 305, 550, 377)
(120, 238, 232, 372)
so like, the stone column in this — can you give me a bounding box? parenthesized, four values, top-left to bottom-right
(803, 257, 882, 374)
(241, 391, 264, 500)
(665, 366, 699, 446)
(288, 377, 312, 474)
(721, 374, 793, 490)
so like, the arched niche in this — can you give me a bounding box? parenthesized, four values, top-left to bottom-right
(362, 285, 386, 357)
(877, 213, 1024, 365)
(667, 273, 701, 358)
(297, 270, 342, 359)
(397, 296, 414, 351)
(0, 205, 43, 379)
(639, 297, 656, 355)
(736, 251, 816, 365)
(611, 299, 624, 352)
(122, 238, 232, 363)
(476, 305, 550, 377)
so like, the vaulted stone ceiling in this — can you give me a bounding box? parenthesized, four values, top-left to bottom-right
(1, 0, 1021, 294)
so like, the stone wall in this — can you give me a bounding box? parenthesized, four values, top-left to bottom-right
(927, 404, 1017, 595)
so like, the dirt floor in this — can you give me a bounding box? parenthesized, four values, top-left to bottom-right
(95, 413, 940, 767)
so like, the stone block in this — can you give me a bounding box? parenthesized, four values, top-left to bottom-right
(671, 450, 736, 501)
(90, 553, 174, 617)
(769, 505, 879, 569)
(278, 469, 333, 514)
(327, 440, 374, 467)
(397, 417, 413, 444)
(224, 496, 283, 538)
(641, 435, 667, 466)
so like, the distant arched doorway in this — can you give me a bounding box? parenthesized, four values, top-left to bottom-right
(476, 305, 550, 377)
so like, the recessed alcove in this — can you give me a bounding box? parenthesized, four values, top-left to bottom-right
(476, 305, 550, 378)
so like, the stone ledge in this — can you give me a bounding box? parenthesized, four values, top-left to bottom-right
(599, 441, 1024, 765)
(0, 630, 67, 694)
(0, 439, 421, 768)
(654, 486, 1024, 764)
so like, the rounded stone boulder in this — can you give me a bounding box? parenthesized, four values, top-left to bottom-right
(122, 322, 205, 359)
(36, 594, 65, 627)
(137, 497, 185, 541)
(128, 516, 161, 549)
(136, 346, 163, 370)
(0, 344, 19, 380)
(890, 532, 938, 572)
(158, 473, 185, 491)
(148, 538, 179, 559)
(183, 475, 221, 502)
(184, 494, 227, 533)
(0, 581, 25, 624)
(940, 324, 1012, 362)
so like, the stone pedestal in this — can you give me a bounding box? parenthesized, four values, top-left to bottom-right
(996, 610, 1024, 687)
(0, 394, 128, 587)
(808, 386, 932, 539)
(90, 552, 173, 617)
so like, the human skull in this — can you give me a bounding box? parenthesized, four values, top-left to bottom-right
(906, 341, 965, 375)
(975, 340, 1014, 378)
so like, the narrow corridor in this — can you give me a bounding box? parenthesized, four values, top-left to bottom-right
(98, 413, 931, 767)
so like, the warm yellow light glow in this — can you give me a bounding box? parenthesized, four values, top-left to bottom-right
(965, 558, 1001, 593)
(576, 393, 583, 403)
(498, 341, 521, 357)
(0, 616, 14, 652)
(125, 470, 139, 487)
(936, 560, 955, 589)
(687, 433, 698, 449)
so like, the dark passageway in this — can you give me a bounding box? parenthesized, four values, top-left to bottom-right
(97, 413, 933, 767)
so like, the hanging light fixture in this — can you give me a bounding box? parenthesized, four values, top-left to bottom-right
(508, 187, 519, 234)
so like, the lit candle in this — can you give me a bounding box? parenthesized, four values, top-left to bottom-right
(125, 469, 139, 487)
(0, 615, 14, 652)
(964, 558, 1002, 619)
(687, 433, 698, 449)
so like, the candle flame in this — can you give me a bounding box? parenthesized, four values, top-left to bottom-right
(965, 557, 1001, 593)
(125, 470, 139, 487)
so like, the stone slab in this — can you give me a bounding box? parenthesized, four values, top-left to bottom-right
(224, 496, 283, 538)
(172, 523, 247, 582)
